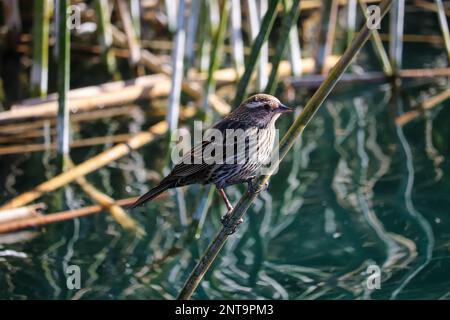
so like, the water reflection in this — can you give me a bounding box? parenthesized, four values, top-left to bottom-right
(0, 84, 449, 300)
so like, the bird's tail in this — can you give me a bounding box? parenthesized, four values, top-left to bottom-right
(129, 181, 173, 209)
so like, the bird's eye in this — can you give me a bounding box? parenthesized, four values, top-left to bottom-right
(264, 104, 271, 111)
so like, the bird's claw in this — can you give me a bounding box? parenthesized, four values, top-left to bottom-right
(247, 177, 269, 195)
(221, 213, 243, 235)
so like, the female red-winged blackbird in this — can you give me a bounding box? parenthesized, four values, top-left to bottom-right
(131, 94, 292, 227)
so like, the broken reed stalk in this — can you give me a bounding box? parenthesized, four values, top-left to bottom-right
(0, 105, 137, 136)
(414, 0, 450, 16)
(56, 0, 70, 165)
(177, 0, 393, 300)
(379, 33, 445, 44)
(117, 0, 141, 66)
(0, 56, 341, 123)
(0, 203, 45, 224)
(287, 67, 450, 88)
(265, 0, 301, 95)
(396, 87, 450, 126)
(30, 0, 51, 98)
(0, 133, 133, 155)
(0, 121, 169, 210)
(0, 197, 148, 234)
(0, 74, 171, 123)
(69, 158, 145, 236)
(233, 0, 281, 107)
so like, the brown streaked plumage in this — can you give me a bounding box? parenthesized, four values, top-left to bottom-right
(130, 94, 292, 217)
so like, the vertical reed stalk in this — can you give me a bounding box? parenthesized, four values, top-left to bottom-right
(130, 0, 141, 39)
(193, 185, 215, 238)
(203, 0, 230, 119)
(197, 0, 211, 73)
(185, 0, 201, 70)
(166, 0, 188, 226)
(230, 0, 244, 74)
(31, 0, 51, 98)
(434, 0, 450, 62)
(389, 0, 405, 74)
(346, 0, 357, 45)
(287, 0, 302, 77)
(257, 0, 269, 91)
(265, 0, 301, 95)
(177, 0, 393, 300)
(358, 0, 393, 76)
(233, 0, 281, 107)
(165, 0, 178, 32)
(56, 0, 71, 165)
(95, 0, 119, 79)
(167, 0, 186, 133)
(117, 0, 141, 66)
(315, 0, 339, 74)
(246, 0, 259, 40)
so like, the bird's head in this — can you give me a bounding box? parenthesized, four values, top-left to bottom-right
(232, 94, 292, 127)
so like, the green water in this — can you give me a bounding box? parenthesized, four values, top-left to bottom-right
(0, 79, 449, 299)
(1, 7, 450, 300)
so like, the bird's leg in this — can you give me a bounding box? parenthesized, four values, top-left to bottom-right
(217, 188, 233, 212)
(217, 188, 243, 234)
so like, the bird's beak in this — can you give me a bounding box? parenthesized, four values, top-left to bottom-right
(275, 103, 293, 113)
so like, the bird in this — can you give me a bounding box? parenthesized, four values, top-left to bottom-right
(130, 93, 292, 230)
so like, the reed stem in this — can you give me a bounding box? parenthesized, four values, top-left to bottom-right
(315, 0, 339, 74)
(287, 0, 302, 77)
(95, 0, 119, 79)
(389, 0, 405, 74)
(167, 0, 186, 133)
(203, 0, 230, 119)
(30, 0, 51, 98)
(177, 0, 393, 300)
(185, 0, 201, 70)
(434, 0, 450, 62)
(346, 0, 357, 45)
(358, 0, 393, 76)
(265, 0, 301, 95)
(230, 0, 244, 75)
(56, 0, 70, 165)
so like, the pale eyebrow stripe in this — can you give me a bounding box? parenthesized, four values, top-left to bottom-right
(247, 101, 262, 108)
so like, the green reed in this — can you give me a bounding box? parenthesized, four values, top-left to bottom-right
(56, 0, 71, 166)
(265, 0, 301, 95)
(95, 0, 119, 79)
(177, 0, 394, 300)
(203, 0, 230, 120)
(30, 0, 51, 98)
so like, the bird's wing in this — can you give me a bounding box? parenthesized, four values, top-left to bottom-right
(168, 120, 237, 178)
(169, 140, 215, 178)
(166, 119, 257, 182)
